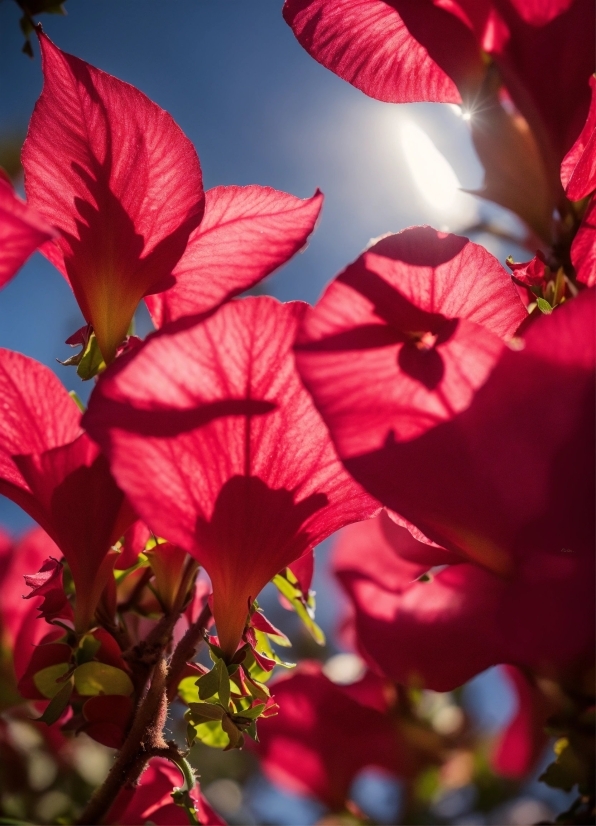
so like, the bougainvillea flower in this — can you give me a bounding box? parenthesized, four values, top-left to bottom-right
(0, 349, 134, 631)
(284, 0, 593, 238)
(0, 171, 56, 291)
(333, 513, 595, 690)
(22, 32, 205, 363)
(561, 75, 596, 200)
(108, 758, 225, 825)
(296, 228, 594, 572)
(255, 662, 416, 811)
(84, 296, 379, 658)
(145, 185, 323, 328)
(490, 666, 552, 780)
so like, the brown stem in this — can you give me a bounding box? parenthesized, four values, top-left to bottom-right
(76, 657, 168, 825)
(124, 558, 199, 694)
(166, 604, 212, 701)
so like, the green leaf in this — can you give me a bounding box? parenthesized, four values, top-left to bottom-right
(187, 702, 225, 723)
(197, 663, 222, 701)
(217, 660, 231, 710)
(73, 662, 133, 696)
(33, 663, 70, 699)
(75, 635, 101, 665)
(536, 297, 553, 315)
(178, 676, 201, 705)
(272, 572, 325, 645)
(254, 630, 295, 669)
(221, 713, 244, 750)
(35, 679, 73, 725)
(192, 719, 229, 749)
(245, 720, 259, 742)
(234, 703, 265, 721)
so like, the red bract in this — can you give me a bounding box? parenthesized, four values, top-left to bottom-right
(0, 172, 55, 291)
(84, 296, 379, 658)
(561, 74, 596, 200)
(108, 758, 225, 825)
(0, 350, 133, 631)
(490, 666, 551, 780)
(0, 527, 60, 682)
(295, 232, 594, 572)
(255, 662, 412, 811)
(22, 33, 205, 363)
(146, 185, 323, 328)
(283, 0, 484, 105)
(333, 512, 594, 690)
(571, 197, 596, 287)
(295, 226, 525, 456)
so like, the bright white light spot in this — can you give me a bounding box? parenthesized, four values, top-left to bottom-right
(400, 120, 461, 212)
(462, 110, 472, 122)
(323, 653, 365, 685)
(399, 118, 478, 229)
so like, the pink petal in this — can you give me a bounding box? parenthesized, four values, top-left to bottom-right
(561, 74, 596, 199)
(22, 33, 204, 363)
(15, 435, 131, 631)
(0, 349, 82, 524)
(256, 663, 407, 809)
(333, 513, 595, 690)
(0, 528, 61, 661)
(84, 296, 379, 657)
(503, 0, 575, 25)
(109, 758, 226, 826)
(147, 186, 323, 327)
(490, 0, 594, 164)
(571, 196, 596, 286)
(491, 665, 551, 779)
(333, 515, 503, 689)
(0, 174, 55, 290)
(283, 0, 484, 105)
(296, 239, 593, 573)
(0, 350, 131, 631)
(295, 227, 524, 455)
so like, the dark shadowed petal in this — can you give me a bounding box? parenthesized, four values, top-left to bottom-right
(15, 435, 131, 631)
(333, 513, 595, 690)
(571, 196, 596, 286)
(0, 350, 132, 630)
(490, 666, 551, 779)
(561, 74, 596, 200)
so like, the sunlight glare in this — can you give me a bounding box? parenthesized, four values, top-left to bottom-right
(400, 120, 461, 212)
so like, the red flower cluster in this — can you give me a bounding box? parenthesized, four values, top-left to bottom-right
(0, 3, 593, 820)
